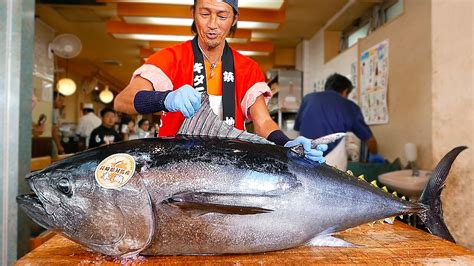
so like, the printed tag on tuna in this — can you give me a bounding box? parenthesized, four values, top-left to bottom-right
(95, 153, 136, 189)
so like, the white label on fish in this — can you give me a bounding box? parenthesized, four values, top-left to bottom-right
(95, 153, 136, 189)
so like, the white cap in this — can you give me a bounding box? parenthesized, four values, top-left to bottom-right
(83, 103, 94, 110)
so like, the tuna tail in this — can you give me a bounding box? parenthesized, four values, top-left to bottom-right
(417, 146, 467, 243)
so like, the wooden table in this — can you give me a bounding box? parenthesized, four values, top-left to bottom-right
(16, 222, 474, 265)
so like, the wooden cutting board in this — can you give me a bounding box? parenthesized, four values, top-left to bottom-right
(16, 222, 474, 265)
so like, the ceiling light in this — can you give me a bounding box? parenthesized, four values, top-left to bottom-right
(123, 16, 279, 30)
(251, 31, 280, 40)
(107, 21, 250, 43)
(99, 86, 114, 104)
(238, 21, 279, 30)
(123, 17, 193, 27)
(112, 33, 247, 43)
(99, 0, 285, 10)
(238, 51, 271, 57)
(57, 78, 76, 96)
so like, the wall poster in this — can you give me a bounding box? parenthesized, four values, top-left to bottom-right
(360, 40, 389, 125)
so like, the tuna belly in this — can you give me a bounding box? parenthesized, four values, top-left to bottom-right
(142, 207, 315, 255)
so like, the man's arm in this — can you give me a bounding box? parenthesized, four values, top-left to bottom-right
(366, 135, 378, 154)
(52, 124, 64, 154)
(248, 95, 279, 138)
(114, 76, 154, 114)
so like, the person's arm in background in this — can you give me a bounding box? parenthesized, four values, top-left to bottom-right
(52, 123, 64, 154)
(366, 135, 378, 154)
(88, 129, 99, 149)
(294, 96, 307, 132)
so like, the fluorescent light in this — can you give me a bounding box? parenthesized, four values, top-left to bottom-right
(146, 49, 269, 57)
(123, 16, 279, 30)
(113, 33, 193, 42)
(113, 33, 247, 43)
(251, 31, 280, 40)
(109, 0, 284, 10)
(238, 51, 270, 56)
(123, 17, 193, 26)
(238, 21, 279, 30)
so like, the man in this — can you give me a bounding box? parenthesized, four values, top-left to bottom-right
(88, 108, 122, 148)
(114, 0, 327, 162)
(52, 91, 65, 156)
(136, 118, 151, 139)
(76, 103, 101, 148)
(294, 73, 379, 169)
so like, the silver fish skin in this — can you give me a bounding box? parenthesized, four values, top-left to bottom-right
(16, 137, 464, 257)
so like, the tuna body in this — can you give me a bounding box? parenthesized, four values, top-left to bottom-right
(18, 137, 417, 256)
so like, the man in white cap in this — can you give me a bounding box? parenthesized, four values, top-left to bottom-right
(76, 103, 101, 149)
(114, 0, 328, 162)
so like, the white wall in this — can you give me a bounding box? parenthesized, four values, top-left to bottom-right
(298, 33, 358, 96)
(431, 0, 474, 250)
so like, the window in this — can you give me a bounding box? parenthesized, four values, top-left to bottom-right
(348, 23, 370, 48)
(385, 0, 403, 22)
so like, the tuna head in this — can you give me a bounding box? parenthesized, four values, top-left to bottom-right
(17, 153, 154, 257)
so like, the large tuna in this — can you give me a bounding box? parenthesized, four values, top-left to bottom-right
(17, 97, 465, 257)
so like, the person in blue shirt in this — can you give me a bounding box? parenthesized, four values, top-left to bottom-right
(294, 73, 378, 160)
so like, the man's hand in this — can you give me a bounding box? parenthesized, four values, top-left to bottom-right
(284, 136, 328, 163)
(164, 85, 201, 118)
(57, 145, 65, 155)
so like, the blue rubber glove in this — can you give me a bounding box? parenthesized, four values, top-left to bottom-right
(164, 85, 202, 118)
(284, 136, 328, 163)
(368, 153, 385, 163)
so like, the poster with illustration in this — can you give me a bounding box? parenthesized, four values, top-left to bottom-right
(360, 40, 389, 125)
(348, 62, 358, 104)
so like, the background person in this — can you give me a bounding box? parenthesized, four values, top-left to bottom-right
(294, 73, 379, 170)
(114, 0, 327, 163)
(76, 103, 101, 149)
(88, 108, 122, 148)
(52, 91, 65, 156)
(136, 118, 151, 139)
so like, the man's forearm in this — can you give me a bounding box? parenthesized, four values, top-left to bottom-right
(366, 136, 378, 154)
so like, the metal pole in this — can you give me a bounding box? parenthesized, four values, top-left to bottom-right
(0, 0, 35, 264)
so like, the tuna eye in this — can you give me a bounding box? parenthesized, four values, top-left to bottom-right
(57, 178, 72, 195)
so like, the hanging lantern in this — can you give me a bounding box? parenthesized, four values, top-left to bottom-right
(99, 86, 114, 104)
(57, 78, 76, 96)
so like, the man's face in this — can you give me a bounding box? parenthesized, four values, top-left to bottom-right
(193, 0, 238, 49)
(54, 95, 65, 109)
(140, 121, 150, 131)
(102, 112, 116, 128)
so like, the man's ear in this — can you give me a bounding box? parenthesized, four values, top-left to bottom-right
(232, 14, 239, 27)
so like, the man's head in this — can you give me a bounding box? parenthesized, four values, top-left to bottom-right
(138, 119, 150, 131)
(82, 103, 94, 115)
(191, 0, 239, 49)
(100, 108, 116, 128)
(53, 91, 65, 109)
(324, 73, 354, 97)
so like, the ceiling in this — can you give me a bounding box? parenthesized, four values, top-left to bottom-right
(35, 0, 351, 89)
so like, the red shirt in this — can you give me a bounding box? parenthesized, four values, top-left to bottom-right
(132, 40, 272, 137)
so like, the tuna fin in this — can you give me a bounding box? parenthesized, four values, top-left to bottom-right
(177, 93, 272, 145)
(306, 226, 359, 247)
(417, 146, 467, 243)
(162, 191, 273, 216)
(306, 235, 358, 247)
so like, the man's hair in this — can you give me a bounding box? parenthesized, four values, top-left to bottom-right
(138, 118, 149, 128)
(100, 108, 115, 117)
(53, 91, 65, 100)
(191, 1, 238, 36)
(83, 108, 94, 113)
(324, 73, 354, 94)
